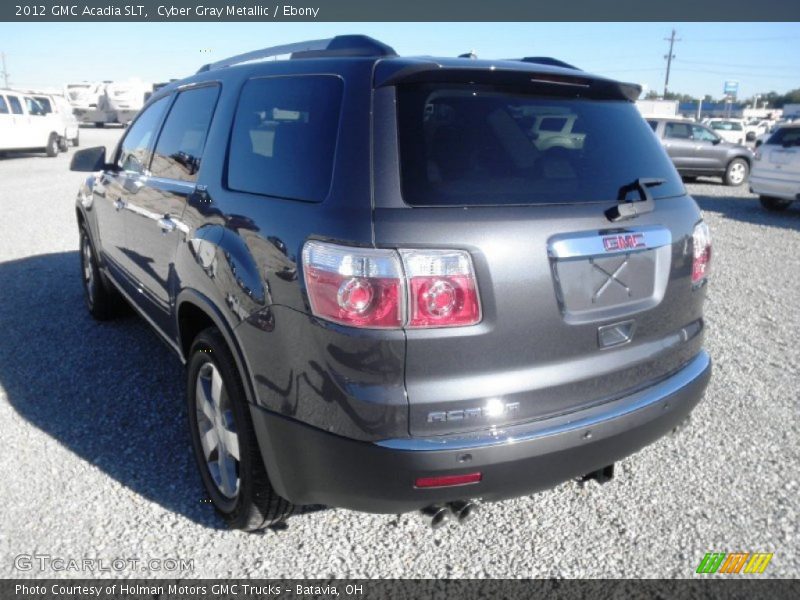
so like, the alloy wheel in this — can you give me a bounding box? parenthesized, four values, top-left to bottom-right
(195, 362, 241, 499)
(81, 236, 95, 305)
(729, 162, 746, 185)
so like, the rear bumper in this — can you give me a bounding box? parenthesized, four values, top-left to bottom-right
(251, 351, 711, 513)
(750, 174, 800, 201)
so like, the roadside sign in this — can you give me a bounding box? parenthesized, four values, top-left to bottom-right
(724, 80, 739, 95)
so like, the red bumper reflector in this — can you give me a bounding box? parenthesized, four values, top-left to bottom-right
(414, 472, 482, 488)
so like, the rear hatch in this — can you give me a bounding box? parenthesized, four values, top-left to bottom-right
(371, 66, 708, 437)
(757, 127, 800, 179)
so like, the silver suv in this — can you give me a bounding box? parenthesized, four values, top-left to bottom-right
(71, 36, 712, 530)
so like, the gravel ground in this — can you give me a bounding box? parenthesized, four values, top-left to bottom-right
(0, 128, 797, 579)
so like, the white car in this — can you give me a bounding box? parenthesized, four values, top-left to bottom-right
(31, 93, 80, 147)
(0, 88, 68, 156)
(750, 124, 800, 211)
(706, 119, 747, 145)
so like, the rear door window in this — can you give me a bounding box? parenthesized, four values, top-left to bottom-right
(227, 75, 343, 202)
(150, 85, 219, 182)
(665, 122, 692, 139)
(766, 128, 800, 146)
(396, 84, 684, 206)
(7, 95, 23, 115)
(0, 96, 8, 114)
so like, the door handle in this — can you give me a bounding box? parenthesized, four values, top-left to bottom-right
(113, 198, 125, 211)
(158, 216, 177, 234)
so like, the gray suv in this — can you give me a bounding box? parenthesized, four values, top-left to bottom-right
(648, 118, 753, 186)
(70, 36, 712, 531)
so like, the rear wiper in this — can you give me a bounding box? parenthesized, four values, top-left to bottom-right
(606, 178, 665, 222)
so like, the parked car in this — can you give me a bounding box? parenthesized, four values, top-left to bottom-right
(704, 119, 747, 145)
(0, 88, 69, 156)
(70, 35, 712, 531)
(30, 92, 80, 147)
(750, 123, 800, 211)
(647, 118, 752, 185)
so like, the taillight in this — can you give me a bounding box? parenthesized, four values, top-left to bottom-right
(401, 249, 481, 328)
(691, 221, 712, 286)
(302, 242, 481, 329)
(302, 241, 404, 328)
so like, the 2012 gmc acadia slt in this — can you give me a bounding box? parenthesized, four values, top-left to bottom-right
(71, 36, 712, 530)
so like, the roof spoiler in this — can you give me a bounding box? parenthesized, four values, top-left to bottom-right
(196, 35, 396, 73)
(374, 62, 641, 102)
(517, 57, 581, 71)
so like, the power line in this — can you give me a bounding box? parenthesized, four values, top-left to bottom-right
(682, 35, 799, 43)
(676, 58, 800, 70)
(0, 53, 9, 88)
(663, 29, 681, 97)
(676, 67, 800, 79)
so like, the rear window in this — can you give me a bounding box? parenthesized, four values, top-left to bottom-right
(227, 75, 343, 202)
(396, 84, 684, 206)
(766, 127, 800, 147)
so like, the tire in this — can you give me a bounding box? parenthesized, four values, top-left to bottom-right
(45, 133, 59, 157)
(724, 158, 749, 186)
(187, 328, 293, 531)
(760, 196, 792, 212)
(58, 137, 69, 152)
(72, 133, 80, 147)
(79, 225, 126, 320)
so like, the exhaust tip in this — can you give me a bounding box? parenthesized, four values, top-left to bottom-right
(447, 500, 478, 524)
(420, 505, 449, 529)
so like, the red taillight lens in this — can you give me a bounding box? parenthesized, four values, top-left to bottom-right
(401, 250, 482, 328)
(691, 221, 712, 286)
(302, 242, 404, 328)
(302, 242, 482, 330)
(414, 472, 482, 489)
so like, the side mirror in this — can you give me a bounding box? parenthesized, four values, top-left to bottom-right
(711, 138, 722, 145)
(70, 146, 107, 172)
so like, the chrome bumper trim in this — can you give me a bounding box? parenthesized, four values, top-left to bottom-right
(376, 350, 711, 451)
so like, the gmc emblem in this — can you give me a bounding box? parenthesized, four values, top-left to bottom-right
(603, 233, 645, 252)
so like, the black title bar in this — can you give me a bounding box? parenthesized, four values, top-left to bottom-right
(2, 0, 800, 22)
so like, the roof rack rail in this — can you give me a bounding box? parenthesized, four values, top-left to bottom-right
(518, 57, 581, 71)
(197, 35, 396, 73)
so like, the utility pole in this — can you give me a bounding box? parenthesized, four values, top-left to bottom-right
(663, 29, 680, 98)
(0, 53, 9, 88)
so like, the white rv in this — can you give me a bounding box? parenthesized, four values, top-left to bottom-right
(103, 79, 151, 125)
(65, 81, 111, 126)
(0, 88, 69, 156)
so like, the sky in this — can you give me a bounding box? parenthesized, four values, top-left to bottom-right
(1, 22, 798, 101)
